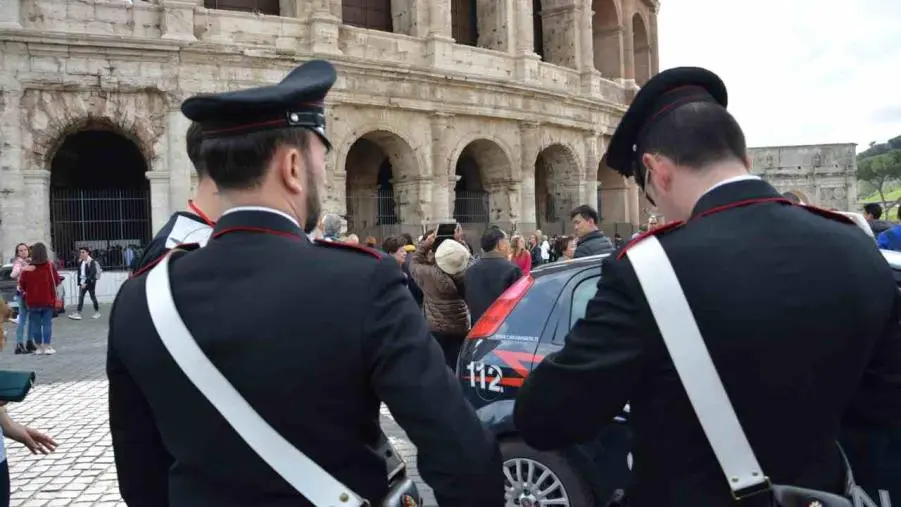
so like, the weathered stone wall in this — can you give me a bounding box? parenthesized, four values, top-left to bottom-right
(749, 144, 859, 211)
(0, 0, 660, 257)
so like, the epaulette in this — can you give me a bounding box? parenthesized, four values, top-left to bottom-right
(314, 238, 382, 259)
(616, 221, 685, 260)
(130, 243, 202, 279)
(796, 204, 856, 225)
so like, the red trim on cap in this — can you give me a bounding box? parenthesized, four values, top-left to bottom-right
(211, 227, 302, 241)
(314, 239, 381, 259)
(203, 118, 286, 136)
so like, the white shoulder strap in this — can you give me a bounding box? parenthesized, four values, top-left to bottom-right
(626, 236, 769, 495)
(144, 252, 366, 507)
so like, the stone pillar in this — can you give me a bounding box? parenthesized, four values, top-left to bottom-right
(583, 131, 600, 206)
(0, 89, 24, 256)
(627, 180, 640, 225)
(308, 0, 342, 56)
(166, 108, 193, 210)
(396, 0, 429, 37)
(478, 0, 515, 52)
(22, 171, 51, 248)
(0, 0, 22, 29)
(513, 0, 541, 83)
(485, 180, 521, 231)
(146, 171, 172, 234)
(430, 113, 455, 220)
(540, 2, 579, 70)
(649, 6, 660, 75)
(622, 5, 635, 82)
(518, 121, 541, 231)
(160, 0, 198, 41)
(424, 0, 454, 68)
(394, 179, 427, 229)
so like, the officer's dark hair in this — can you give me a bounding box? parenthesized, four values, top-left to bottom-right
(570, 204, 599, 225)
(199, 128, 312, 191)
(382, 236, 405, 255)
(864, 202, 883, 220)
(639, 102, 747, 170)
(185, 122, 206, 178)
(480, 227, 507, 252)
(400, 233, 414, 246)
(30, 242, 49, 264)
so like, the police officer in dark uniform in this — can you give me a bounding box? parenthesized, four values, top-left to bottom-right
(107, 60, 503, 507)
(513, 67, 901, 506)
(131, 121, 219, 276)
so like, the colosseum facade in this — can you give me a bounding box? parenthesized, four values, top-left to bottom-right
(0, 0, 659, 269)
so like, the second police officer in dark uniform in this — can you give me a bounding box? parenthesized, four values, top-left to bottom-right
(107, 60, 504, 507)
(514, 67, 901, 506)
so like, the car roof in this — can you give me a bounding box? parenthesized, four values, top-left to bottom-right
(530, 254, 608, 278)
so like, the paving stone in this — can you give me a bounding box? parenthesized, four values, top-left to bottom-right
(0, 306, 436, 506)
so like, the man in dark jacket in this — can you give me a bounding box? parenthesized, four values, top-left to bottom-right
(465, 227, 521, 324)
(570, 204, 615, 258)
(400, 233, 424, 307)
(865, 202, 892, 237)
(515, 67, 901, 506)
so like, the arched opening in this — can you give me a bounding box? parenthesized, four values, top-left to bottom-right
(533, 0, 545, 59)
(203, 0, 279, 15)
(344, 131, 419, 240)
(632, 14, 651, 85)
(342, 0, 393, 33)
(453, 140, 514, 235)
(49, 128, 150, 270)
(592, 0, 622, 78)
(452, 0, 478, 46)
(534, 144, 580, 235)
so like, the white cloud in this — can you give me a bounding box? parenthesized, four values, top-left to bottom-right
(658, 0, 901, 150)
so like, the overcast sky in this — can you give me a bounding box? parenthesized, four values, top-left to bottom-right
(658, 0, 901, 150)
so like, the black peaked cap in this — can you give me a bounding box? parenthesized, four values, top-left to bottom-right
(603, 67, 728, 180)
(181, 59, 338, 148)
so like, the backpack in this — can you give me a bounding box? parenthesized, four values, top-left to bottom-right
(93, 260, 103, 280)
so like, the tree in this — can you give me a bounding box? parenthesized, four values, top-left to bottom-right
(858, 150, 901, 204)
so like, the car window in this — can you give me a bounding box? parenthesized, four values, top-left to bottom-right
(0, 267, 12, 282)
(570, 275, 600, 328)
(497, 273, 568, 341)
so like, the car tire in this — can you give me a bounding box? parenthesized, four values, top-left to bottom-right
(500, 439, 594, 507)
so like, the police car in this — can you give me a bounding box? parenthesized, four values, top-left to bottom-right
(458, 249, 901, 507)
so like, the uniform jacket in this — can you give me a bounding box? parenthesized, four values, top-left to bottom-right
(107, 209, 503, 507)
(514, 179, 901, 507)
(464, 251, 521, 325)
(410, 243, 471, 335)
(132, 211, 213, 275)
(573, 229, 615, 258)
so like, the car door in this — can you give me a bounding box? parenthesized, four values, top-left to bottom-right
(549, 267, 633, 506)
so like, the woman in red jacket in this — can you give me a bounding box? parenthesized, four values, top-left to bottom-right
(18, 243, 61, 355)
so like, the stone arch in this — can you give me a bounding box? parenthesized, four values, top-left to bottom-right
(535, 143, 581, 235)
(591, 0, 623, 78)
(632, 13, 651, 85)
(450, 138, 515, 228)
(48, 121, 152, 270)
(783, 190, 810, 205)
(343, 130, 422, 239)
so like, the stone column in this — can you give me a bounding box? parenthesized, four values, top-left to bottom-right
(0, 0, 22, 29)
(649, 6, 660, 75)
(579, 0, 602, 95)
(518, 121, 541, 231)
(394, 179, 428, 232)
(166, 107, 193, 209)
(583, 131, 600, 206)
(308, 0, 342, 56)
(513, 0, 541, 83)
(622, 4, 635, 82)
(22, 171, 51, 247)
(485, 180, 521, 231)
(540, 2, 579, 70)
(430, 113, 455, 220)
(424, 0, 454, 68)
(146, 171, 172, 234)
(479, 0, 515, 52)
(396, 0, 429, 37)
(160, 0, 198, 41)
(0, 89, 24, 256)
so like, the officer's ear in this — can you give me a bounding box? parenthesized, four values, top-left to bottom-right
(276, 146, 304, 195)
(641, 153, 674, 193)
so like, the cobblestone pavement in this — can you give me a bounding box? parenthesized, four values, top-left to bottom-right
(0, 307, 436, 506)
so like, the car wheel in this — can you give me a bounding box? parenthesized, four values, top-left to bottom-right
(500, 439, 594, 507)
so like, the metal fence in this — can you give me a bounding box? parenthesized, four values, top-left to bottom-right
(346, 189, 406, 242)
(49, 187, 152, 270)
(453, 190, 490, 225)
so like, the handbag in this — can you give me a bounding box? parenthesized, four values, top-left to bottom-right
(0, 370, 36, 403)
(626, 236, 880, 507)
(49, 264, 64, 312)
(145, 252, 420, 507)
